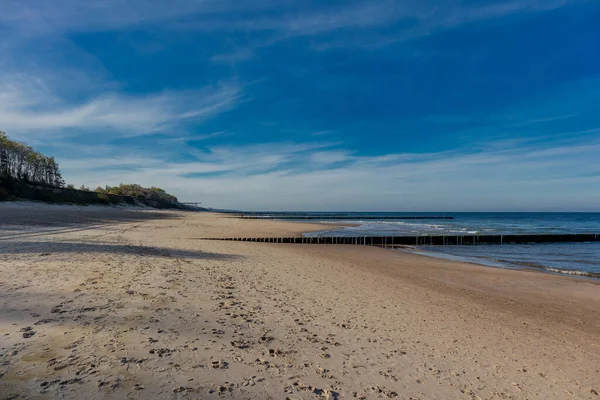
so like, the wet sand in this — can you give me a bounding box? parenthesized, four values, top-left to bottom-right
(1, 203, 599, 399)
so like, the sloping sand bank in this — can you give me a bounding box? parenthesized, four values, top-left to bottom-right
(1, 204, 599, 399)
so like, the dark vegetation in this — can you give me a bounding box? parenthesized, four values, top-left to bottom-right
(0, 131, 188, 209)
(94, 184, 180, 209)
(0, 131, 64, 188)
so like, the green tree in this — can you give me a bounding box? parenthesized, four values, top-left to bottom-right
(0, 131, 65, 187)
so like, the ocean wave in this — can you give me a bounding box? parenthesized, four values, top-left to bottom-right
(407, 249, 600, 279)
(542, 267, 600, 278)
(509, 261, 600, 279)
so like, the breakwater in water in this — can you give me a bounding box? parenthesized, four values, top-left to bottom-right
(231, 216, 454, 220)
(220, 212, 349, 217)
(201, 233, 600, 246)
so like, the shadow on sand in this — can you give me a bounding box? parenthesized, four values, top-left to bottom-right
(0, 204, 186, 228)
(0, 240, 240, 260)
(0, 204, 195, 240)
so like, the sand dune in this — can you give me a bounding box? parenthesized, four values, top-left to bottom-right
(1, 204, 599, 399)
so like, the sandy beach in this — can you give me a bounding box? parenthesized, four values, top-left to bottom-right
(1, 204, 599, 399)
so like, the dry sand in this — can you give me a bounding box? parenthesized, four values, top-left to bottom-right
(1, 203, 599, 399)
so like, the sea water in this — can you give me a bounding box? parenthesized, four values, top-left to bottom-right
(302, 213, 600, 278)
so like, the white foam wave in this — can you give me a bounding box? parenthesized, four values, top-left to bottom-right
(541, 267, 600, 278)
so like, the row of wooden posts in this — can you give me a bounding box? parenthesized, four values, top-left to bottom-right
(201, 233, 600, 246)
(233, 216, 455, 220)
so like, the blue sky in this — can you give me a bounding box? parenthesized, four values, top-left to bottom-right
(1, 0, 600, 211)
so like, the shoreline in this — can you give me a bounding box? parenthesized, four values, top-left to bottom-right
(1, 204, 599, 399)
(404, 246, 600, 280)
(299, 219, 600, 279)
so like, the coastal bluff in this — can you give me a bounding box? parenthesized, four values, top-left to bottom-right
(0, 177, 186, 209)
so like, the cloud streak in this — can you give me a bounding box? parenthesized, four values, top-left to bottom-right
(189, 0, 580, 56)
(2, 0, 581, 49)
(58, 136, 600, 211)
(0, 74, 241, 137)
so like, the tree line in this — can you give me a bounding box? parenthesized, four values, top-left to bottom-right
(94, 184, 180, 207)
(0, 131, 65, 187)
(1, 131, 183, 208)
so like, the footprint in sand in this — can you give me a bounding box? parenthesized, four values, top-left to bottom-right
(20, 327, 35, 338)
(211, 360, 229, 369)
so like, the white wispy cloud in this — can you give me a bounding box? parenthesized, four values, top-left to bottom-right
(57, 137, 600, 211)
(0, 0, 236, 35)
(176, 0, 574, 34)
(308, 0, 577, 50)
(0, 73, 241, 137)
(2, 0, 581, 54)
(203, 0, 579, 57)
(310, 151, 353, 165)
(0, 1, 245, 139)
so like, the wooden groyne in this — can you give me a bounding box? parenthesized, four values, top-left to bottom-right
(220, 211, 350, 217)
(200, 233, 600, 246)
(234, 216, 454, 220)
